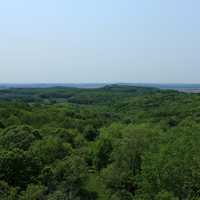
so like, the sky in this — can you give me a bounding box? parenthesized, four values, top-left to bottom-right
(0, 0, 200, 83)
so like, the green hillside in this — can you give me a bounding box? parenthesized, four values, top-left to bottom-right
(0, 85, 200, 199)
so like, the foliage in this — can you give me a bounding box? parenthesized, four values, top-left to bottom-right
(0, 85, 200, 199)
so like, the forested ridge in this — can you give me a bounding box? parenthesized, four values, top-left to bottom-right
(0, 85, 200, 200)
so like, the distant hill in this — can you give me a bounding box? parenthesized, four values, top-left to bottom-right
(1, 83, 200, 92)
(0, 84, 160, 104)
(0, 83, 107, 89)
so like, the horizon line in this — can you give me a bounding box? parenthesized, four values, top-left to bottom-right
(1, 82, 200, 85)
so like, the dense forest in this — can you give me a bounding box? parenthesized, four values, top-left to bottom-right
(0, 84, 200, 200)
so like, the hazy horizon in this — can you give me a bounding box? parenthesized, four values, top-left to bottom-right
(0, 1, 200, 83)
(1, 81, 200, 85)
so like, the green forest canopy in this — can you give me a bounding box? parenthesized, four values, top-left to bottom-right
(0, 85, 200, 200)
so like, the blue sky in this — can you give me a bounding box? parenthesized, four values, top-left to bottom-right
(0, 0, 200, 83)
